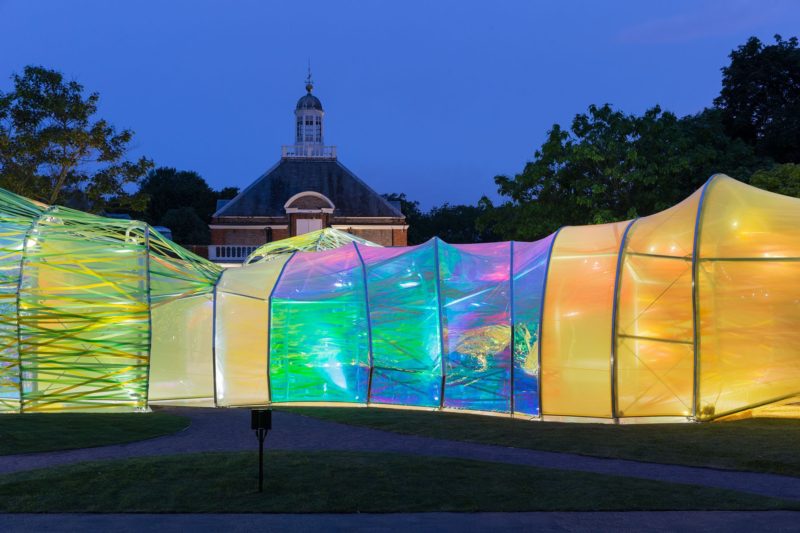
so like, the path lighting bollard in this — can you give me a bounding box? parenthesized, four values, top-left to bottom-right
(251, 409, 272, 492)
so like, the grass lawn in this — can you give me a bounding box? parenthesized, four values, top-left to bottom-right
(280, 407, 800, 477)
(0, 450, 796, 512)
(0, 412, 189, 455)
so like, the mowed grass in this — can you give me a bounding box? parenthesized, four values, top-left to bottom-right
(0, 451, 796, 512)
(280, 407, 800, 477)
(0, 412, 189, 455)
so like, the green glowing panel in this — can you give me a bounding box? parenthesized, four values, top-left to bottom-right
(269, 245, 369, 403)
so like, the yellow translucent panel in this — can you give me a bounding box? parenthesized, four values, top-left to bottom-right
(617, 338, 693, 417)
(615, 190, 700, 417)
(696, 176, 800, 419)
(149, 294, 214, 403)
(214, 259, 287, 407)
(626, 189, 701, 258)
(700, 176, 800, 259)
(217, 256, 289, 298)
(697, 260, 800, 418)
(215, 292, 269, 406)
(541, 221, 629, 417)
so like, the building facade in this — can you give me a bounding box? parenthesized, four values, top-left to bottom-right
(209, 75, 407, 262)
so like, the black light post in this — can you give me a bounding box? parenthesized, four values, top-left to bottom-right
(251, 409, 272, 492)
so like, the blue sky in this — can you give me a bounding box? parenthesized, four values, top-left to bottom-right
(2, 0, 799, 208)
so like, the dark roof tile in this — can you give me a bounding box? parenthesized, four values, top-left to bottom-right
(214, 159, 403, 218)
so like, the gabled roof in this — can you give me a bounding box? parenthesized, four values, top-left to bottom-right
(214, 159, 404, 218)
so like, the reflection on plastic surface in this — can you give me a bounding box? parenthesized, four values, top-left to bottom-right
(270, 245, 370, 402)
(360, 242, 442, 407)
(439, 241, 511, 412)
(512, 236, 554, 416)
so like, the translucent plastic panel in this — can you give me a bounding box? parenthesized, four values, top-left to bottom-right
(615, 190, 700, 417)
(439, 241, 511, 412)
(541, 221, 629, 417)
(0, 205, 40, 412)
(697, 176, 800, 418)
(18, 210, 150, 412)
(215, 292, 269, 406)
(214, 258, 288, 406)
(149, 294, 214, 404)
(217, 256, 289, 298)
(700, 176, 800, 259)
(147, 228, 221, 305)
(359, 241, 442, 407)
(270, 244, 369, 403)
(697, 262, 800, 418)
(511, 236, 555, 416)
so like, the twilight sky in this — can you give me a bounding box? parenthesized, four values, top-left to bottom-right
(2, 0, 799, 208)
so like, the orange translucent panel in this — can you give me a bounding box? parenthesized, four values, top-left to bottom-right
(615, 190, 700, 417)
(214, 258, 288, 406)
(697, 176, 800, 419)
(541, 221, 630, 417)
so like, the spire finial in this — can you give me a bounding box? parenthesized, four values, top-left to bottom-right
(305, 60, 313, 93)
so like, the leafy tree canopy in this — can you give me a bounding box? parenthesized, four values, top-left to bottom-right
(383, 192, 496, 245)
(138, 167, 217, 226)
(479, 104, 766, 241)
(136, 167, 239, 243)
(159, 206, 210, 245)
(715, 35, 800, 163)
(749, 163, 800, 198)
(0, 66, 152, 211)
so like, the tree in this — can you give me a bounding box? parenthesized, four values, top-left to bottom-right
(383, 192, 427, 244)
(138, 167, 217, 225)
(749, 163, 800, 198)
(715, 35, 800, 163)
(480, 104, 766, 241)
(216, 186, 240, 201)
(159, 206, 210, 244)
(383, 192, 496, 244)
(0, 66, 152, 211)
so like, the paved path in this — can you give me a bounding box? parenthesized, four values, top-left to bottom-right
(2, 511, 800, 532)
(2, 408, 800, 502)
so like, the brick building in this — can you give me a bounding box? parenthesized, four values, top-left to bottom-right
(209, 74, 407, 262)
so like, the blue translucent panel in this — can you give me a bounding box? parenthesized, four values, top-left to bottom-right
(269, 244, 369, 402)
(439, 241, 511, 412)
(360, 241, 442, 407)
(511, 236, 555, 416)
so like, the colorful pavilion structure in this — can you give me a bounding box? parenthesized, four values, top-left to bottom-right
(1, 174, 798, 422)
